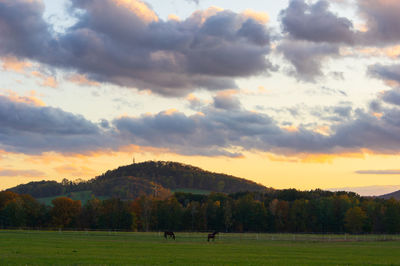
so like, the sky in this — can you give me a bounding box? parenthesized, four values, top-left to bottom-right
(1, 0, 400, 196)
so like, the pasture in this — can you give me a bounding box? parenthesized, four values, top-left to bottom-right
(0, 231, 399, 265)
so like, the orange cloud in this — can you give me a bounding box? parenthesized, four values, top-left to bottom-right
(372, 112, 383, 119)
(112, 0, 159, 24)
(242, 9, 269, 24)
(344, 45, 400, 59)
(191, 6, 224, 25)
(66, 74, 100, 86)
(281, 125, 299, 133)
(168, 14, 180, 22)
(31, 71, 58, 88)
(1, 57, 32, 73)
(42, 77, 58, 88)
(267, 152, 366, 164)
(313, 125, 331, 136)
(54, 165, 97, 177)
(1, 90, 45, 106)
(163, 108, 179, 115)
(216, 89, 239, 97)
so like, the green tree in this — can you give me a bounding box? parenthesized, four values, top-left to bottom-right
(344, 206, 366, 233)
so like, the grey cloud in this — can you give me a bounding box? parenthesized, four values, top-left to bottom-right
(356, 170, 400, 175)
(0, 95, 118, 154)
(278, 40, 339, 81)
(307, 86, 347, 97)
(0, 0, 54, 59)
(358, 0, 400, 45)
(382, 90, 400, 106)
(3, 94, 400, 157)
(333, 106, 352, 117)
(330, 71, 345, 80)
(213, 94, 241, 110)
(113, 102, 400, 156)
(368, 64, 400, 84)
(185, 0, 199, 4)
(328, 109, 400, 154)
(368, 64, 400, 106)
(0, 0, 274, 96)
(0, 169, 46, 177)
(278, 0, 355, 81)
(280, 0, 354, 44)
(369, 100, 382, 113)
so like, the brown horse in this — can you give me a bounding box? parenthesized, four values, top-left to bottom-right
(164, 231, 175, 240)
(207, 231, 218, 241)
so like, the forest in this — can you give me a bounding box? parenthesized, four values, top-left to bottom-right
(1, 189, 400, 234)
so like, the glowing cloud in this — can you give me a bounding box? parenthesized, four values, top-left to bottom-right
(112, 0, 158, 23)
(1, 90, 45, 107)
(242, 9, 270, 24)
(66, 74, 100, 87)
(1, 57, 32, 73)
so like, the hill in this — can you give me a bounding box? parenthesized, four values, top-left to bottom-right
(379, 190, 400, 200)
(7, 161, 268, 200)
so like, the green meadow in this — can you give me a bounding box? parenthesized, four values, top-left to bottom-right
(0, 231, 399, 265)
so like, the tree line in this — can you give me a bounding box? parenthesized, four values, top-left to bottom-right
(1, 189, 400, 233)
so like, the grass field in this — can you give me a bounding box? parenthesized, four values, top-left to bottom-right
(0, 231, 400, 265)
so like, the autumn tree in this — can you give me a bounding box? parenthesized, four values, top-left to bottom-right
(51, 197, 81, 228)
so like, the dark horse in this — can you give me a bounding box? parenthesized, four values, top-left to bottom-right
(207, 231, 218, 242)
(164, 231, 175, 240)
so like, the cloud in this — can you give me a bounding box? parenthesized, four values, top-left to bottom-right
(0, 169, 45, 177)
(66, 74, 100, 87)
(278, 40, 339, 81)
(54, 165, 96, 177)
(31, 71, 59, 88)
(213, 90, 241, 110)
(185, 0, 199, 4)
(1, 90, 45, 107)
(113, 101, 400, 157)
(0, 0, 53, 59)
(1, 57, 32, 73)
(242, 9, 270, 24)
(0, 95, 119, 154)
(3, 82, 400, 159)
(280, 0, 355, 44)
(381, 90, 400, 106)
(355, 170, 400, 175)
(357, 0, 400, 45)
(368, 64, 400, 87)
(277, 0, 357, 81)
(0, 0, 274, 96)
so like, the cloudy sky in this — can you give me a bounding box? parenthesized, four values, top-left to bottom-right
(1, 0, 400, 195)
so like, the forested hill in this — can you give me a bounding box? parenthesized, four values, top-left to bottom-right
(7, 161, 268, 199)
(95, 161, 267, 194)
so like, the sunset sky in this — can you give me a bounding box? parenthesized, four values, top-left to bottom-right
(1, 0, 400, 196)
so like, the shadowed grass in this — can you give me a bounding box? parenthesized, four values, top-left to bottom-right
(0, 231, 399, 265)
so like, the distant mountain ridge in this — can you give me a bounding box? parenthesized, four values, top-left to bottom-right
(7, 161, 268, 200)
(379, 190, 400, 200)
